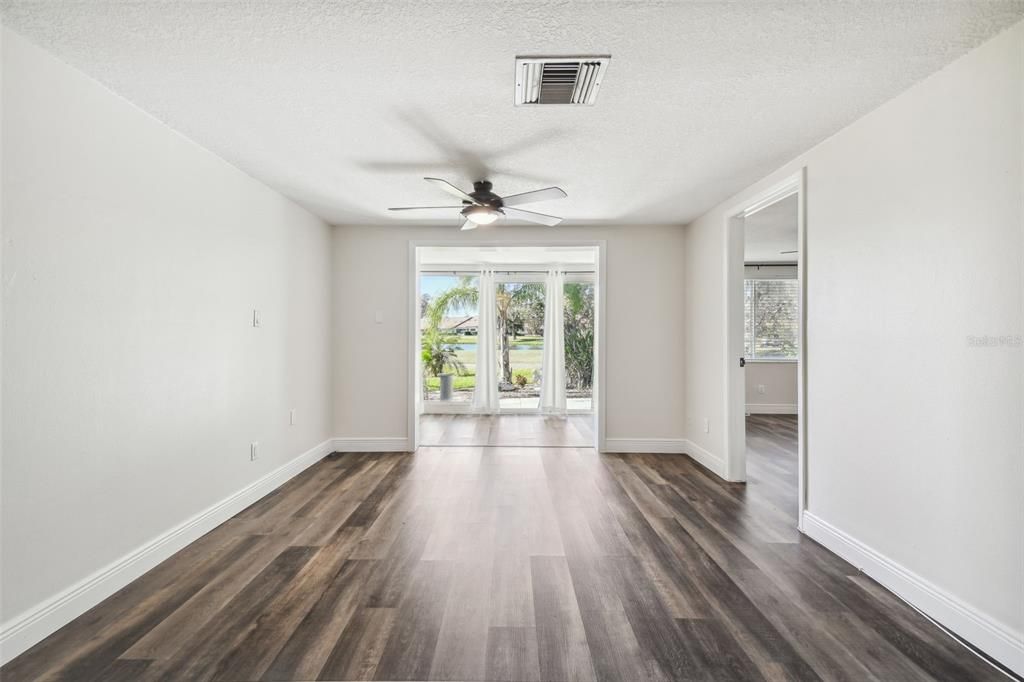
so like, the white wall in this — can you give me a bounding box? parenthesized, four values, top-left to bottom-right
(745, 363, 797, 413)
(332, 225, 686, 448)
(684, 21, 1023, 670)
(1, 26, 333, 633)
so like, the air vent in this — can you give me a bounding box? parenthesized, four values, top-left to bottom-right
(514, 56, 610, 106)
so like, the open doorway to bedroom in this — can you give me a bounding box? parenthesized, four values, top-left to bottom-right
(411, 244, 601, 448)
(725, 171, 807, 529)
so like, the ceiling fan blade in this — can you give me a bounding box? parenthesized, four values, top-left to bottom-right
(502, 206, 562, 227)
(500, 186, 567, 207)
(424, 177, 478, 204)
(460, 218, 478, 231)
(388, 206, 463, 211)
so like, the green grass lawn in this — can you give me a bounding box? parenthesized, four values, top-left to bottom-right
(441, 334, 544, 347)
(424, 373, 478, 391)
(425, 347, 543, 390)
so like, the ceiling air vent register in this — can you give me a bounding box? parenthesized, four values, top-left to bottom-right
(514, 56, 610, 106)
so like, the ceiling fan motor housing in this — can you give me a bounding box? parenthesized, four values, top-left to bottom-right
(467, 180, 503, 207)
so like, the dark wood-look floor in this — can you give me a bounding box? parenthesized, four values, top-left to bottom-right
(419, 414, 595, 447)
(2, 416, 1000, 682)
(745, 414, 801, 524)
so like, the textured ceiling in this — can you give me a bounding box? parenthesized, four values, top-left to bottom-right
(745, 194, 798, 263)
(3, 1, 1022, 226)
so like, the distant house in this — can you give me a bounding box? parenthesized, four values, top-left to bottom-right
(421, 315, 478, 335)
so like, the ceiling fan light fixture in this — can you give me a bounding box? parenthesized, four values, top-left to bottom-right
(462, 205, 502, 225)
(390, 178, 564, 228)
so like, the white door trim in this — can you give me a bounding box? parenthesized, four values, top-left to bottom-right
(722, 169, 807, 528)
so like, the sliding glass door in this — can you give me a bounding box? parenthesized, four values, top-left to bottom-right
(564, 277, 595, 411)
(495, 279, 545, 411)
(419, 273, 479, 405)
(418, 268, 595, 415)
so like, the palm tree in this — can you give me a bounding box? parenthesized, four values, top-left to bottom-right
(427, 277, 543, 384)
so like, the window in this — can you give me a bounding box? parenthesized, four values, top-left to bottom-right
(564, 280, 595, 411)
(420, 273, 479, 403)
(744, 279, 798, 360)
(496, 280, 545, 410)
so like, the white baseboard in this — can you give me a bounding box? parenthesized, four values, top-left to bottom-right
(602, 438, 729, 480)
(603, 438, 686, 454)
(802, 511, 1024, 677)
(420, 403, 473, 414)
(682, 439, 730, 480)
(332, 437, 411, 452)
(0, 438, 334, 666)
(746, 403, 798, 414)
(679, 438, 729, 475)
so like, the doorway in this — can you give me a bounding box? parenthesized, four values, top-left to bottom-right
(409, 244, 604, 449)
(724, 170, 807, 529)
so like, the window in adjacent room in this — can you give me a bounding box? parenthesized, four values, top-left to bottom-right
(744, 278, 798, 360)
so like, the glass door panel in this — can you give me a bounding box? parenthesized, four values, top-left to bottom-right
(419, 273, 479, 404)
(496, 281, 545, 411)
(564, 281, 595, 411)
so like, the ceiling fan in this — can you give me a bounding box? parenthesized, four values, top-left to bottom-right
(389, 177, 567, 230)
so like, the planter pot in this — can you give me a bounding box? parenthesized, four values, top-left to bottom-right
(439, 373, 454, 401)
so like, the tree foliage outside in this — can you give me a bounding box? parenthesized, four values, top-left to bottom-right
(744, 279, 798, 359)
(426, 277, 544, 384)
(422, 277, 596, 398)
(563, 283, 595, 391)
(420, 328, 466, 403)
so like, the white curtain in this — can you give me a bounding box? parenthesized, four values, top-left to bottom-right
(540, 269, 567, 416)
(472, 269, 501, 414)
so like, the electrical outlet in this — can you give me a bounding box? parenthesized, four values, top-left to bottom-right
(703, 418, 710, 434)
(289, 409, 296, 426)
(250, 442, 259, 461)
(758, 384, 767, 395)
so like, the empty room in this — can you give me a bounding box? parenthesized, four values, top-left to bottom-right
(1, 2, 1022, 681)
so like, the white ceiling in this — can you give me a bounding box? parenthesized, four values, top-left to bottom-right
(419, 245, 597, 267)
(745, 193, 798, 263)
(3, 1, 1021, 227)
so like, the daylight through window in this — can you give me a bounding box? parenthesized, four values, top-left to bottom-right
(744, 279, 798, 360)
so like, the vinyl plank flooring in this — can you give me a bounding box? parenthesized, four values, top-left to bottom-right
(428, 557, 494, 681)
(145, 545, 319, 681)
(262, 558, 376, 681)
(2, 424, 1006, 682)
(484, 626, 541, 682)
(419, 413, 595, 447)
(372, 559, 455, 681)
(317, 606, 396, 681)
(530, 555, 598, 682)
